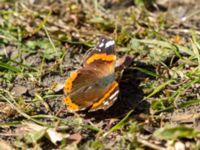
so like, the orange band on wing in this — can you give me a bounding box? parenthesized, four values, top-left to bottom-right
(64, 96, 79, 111)
(86, 54, 116, 64)
(91, 81, 118, 109)
(64, 71, 79, 93)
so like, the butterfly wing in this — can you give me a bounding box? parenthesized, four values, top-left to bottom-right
(84, 37, 116, 67)
(64, 37, 119, 111)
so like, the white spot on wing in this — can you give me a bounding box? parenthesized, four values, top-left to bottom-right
(96, 48, 101, 51)
(105, 40, 115, 48)
(109, 90, 119, 100)
(99, 42, 104, 48)
(112, 97, 118, 102)
(103, 101, 109, 106)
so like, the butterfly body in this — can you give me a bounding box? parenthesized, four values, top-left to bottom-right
(64, 37, 119, 111)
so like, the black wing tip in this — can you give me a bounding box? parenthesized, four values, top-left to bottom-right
(95, 36, 115, 54)
(98, 36, 115, 47)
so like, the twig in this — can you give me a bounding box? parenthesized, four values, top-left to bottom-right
(137, 137, 166, 150)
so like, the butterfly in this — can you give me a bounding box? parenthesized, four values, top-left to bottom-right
(64, 37, 119, 111)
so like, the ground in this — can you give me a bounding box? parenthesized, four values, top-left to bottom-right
(0, 0, 200, 149)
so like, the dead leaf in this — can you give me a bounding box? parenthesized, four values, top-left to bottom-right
(11, 85, 28, 97)
(67, 133, 82, 144)
(46, 128, 69, 145)
(16, 122, 69, 145)
(52, 82, 64, 93)
(15, 122, 44, 139)
(0, 102, 16, 117)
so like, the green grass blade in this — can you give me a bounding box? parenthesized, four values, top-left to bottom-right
(191, 32, 200, 69)
(178, 99, 200, 108)
(103, 110, 134, 137)
(169, 78, 199, 103)
(146, 79, 175, 99)
(0, 62, 21, 72)
(33, 10, 51, 34)
(154, 125, 200, 140)
(155, 99, 200, 114)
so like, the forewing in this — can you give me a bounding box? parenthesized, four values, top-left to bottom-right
(83, 37, 116, 67)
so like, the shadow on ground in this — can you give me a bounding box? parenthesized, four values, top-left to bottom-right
(83, 63, 154, 121)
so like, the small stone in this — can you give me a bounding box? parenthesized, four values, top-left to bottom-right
(175, 141, 185, 150)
